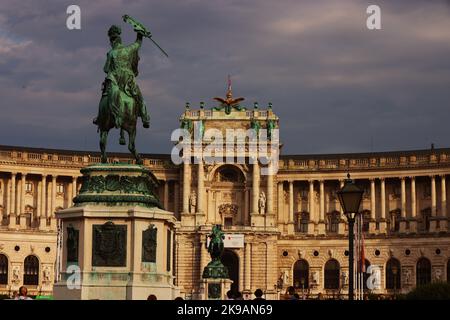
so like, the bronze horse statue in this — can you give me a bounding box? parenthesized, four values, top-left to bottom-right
(94, 16, 168, 165)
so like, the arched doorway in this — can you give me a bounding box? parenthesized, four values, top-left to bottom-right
(324, 259, 340, 289)
(221, 249, 239, 294)
(0, 254, 8, 285)
(416, 257, 431, 287)
(24, 255, 39, 286)
(386, 258, 401, 290)
(293, 259, 309, 289)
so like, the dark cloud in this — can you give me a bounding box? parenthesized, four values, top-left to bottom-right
(0, 0, 449, 155)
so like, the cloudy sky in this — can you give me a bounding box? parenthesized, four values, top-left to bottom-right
(0, 0, 450, 155)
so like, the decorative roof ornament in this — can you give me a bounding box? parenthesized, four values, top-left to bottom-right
(213, 75, 245, 114)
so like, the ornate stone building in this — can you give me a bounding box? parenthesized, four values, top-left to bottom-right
(0, 92, 449, 299)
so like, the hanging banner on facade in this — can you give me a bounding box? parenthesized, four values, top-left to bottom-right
(206, 233, 244, 248)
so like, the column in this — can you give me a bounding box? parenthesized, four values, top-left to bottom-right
(36, 181, 41, 218)
(308, 180, 316, 234)
(318, 180, 325, 234)
(182, 161, 190, 214)
(19, 174, 27, 228)
(319, 180, 325, 221)
(369, 178, 376, 233)
(20, 174, 26, 214)
(277, 182, 284, 225)
(441, 175, 448, 231)
(252, 159, 259, 214)
(163, 180, 169, 210)
(71, 176, 77, 204)
(10, 173, 16, 215)
(431, 176, 436, 216)
(379, 178, 387, 233)
(197, 160, 204, 214)
(267, 169, 274, 215)
(40, 174, 47, 228)
(244, 242, 251, 291)
(410, 177, 417, 233)
(244, 189, 249, 225)
(430, 175, 438, 232)
(174, 182, 180, 216)
(287, 180, 294, 234)
(400, 177, 407, 232)
(51, 176, 57, 217)
(309, 180, 315, 221)
(338, 179, 346, 235)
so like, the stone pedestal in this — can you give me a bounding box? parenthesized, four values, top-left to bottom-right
(369, 221, 377, 234)
(265, 213, 276, 228)
(250, 213, 265, 228)
(379, 220, 387, 234)
(19, 214, 27, 229)
(200, 278, 233, 300)
(53, 163, 180, 300)
(317, 221, 326, 235)
(286, 222, 295, 235)
(408, 218, 418, 234)
(399, 219, 408, 233)
(308, 222, 316, 235)
(338, 221, 346, 235)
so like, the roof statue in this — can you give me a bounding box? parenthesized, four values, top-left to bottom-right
(213, 75, 246, 114)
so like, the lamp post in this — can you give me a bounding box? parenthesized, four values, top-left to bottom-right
(337, 174, 364, 301)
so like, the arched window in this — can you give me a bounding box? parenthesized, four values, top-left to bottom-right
(386, 258, 401, 290)
(326, 211, 340, 233)
(23, 255, 39, 286)
(0, 254, 8, 285)
(416, 257, 431, 287)
(214, 165, 244, 183)
(293, 259, 309, 289)
(324, 259, 340, 289)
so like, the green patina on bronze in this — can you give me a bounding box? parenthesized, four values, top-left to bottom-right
(74, 163, 162, 208)
(202, 225, 229, 279)
(93, 15, 168, 165)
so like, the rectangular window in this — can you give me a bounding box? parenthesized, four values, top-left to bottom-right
(57, 183, 64, 194)
(25, 182, 33, 192)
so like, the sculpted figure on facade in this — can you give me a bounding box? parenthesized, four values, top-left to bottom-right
(259, 191, 266, 214)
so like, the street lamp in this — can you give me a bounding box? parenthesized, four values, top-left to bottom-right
(337, 173, 364, 301)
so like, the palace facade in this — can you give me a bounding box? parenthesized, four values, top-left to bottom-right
(1, 95, 450, 299)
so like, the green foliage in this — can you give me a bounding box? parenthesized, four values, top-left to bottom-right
(406, 282, 450, 300)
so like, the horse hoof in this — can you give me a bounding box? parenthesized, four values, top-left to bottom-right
(119, 137, 126, 145)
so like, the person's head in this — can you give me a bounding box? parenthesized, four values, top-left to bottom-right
(254, 289, 263, 298)
(226, 290, 234, 299)
(235, 291, 243, 300)
(108, 25, 122, 48)
(19, 286, 27, 297)
(174, 297, 184, 300)
(293, 293, 300, 300)
(287, 286, 295, 295)
(147, 294, 157, 300)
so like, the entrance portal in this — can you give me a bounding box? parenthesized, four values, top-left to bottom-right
(221, 249, 239, 294)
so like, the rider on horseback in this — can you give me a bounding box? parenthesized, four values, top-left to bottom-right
(93, 24, 150, 129)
